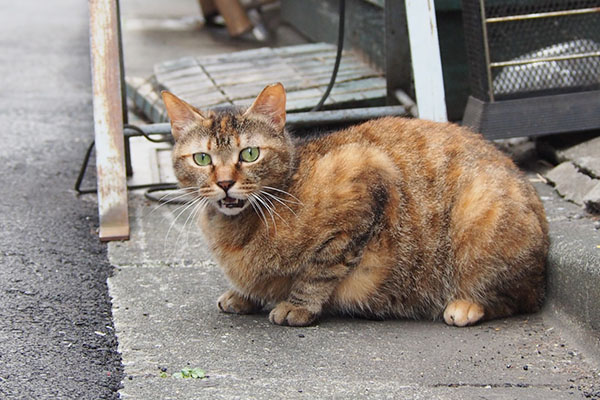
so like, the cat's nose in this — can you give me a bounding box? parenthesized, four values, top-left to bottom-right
(216, 180, 235, 192)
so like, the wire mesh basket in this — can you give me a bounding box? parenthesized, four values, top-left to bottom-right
(461, 0, 600, 138)
(463, 0, 600, 101)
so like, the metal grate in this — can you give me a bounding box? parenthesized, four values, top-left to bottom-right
(462, 0, 600, 101)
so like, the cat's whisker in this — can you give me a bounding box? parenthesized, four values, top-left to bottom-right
(182, 197, 211, 253)
(176, 208, 196, 252)
(165, 195, 203, 240)
(178, 197, 209, 255)
(180, 197, 208, 251)
(257, 192, 290, 227)
(165, 195, 203, 222)
(262, 186, 303, 205)
(147, 187, 201, 217)
(257, 195, 279, 234)
(176, 196, 206, 250)
(250, 193, 277, 233)
(157, 187, 194, 202)
(164, 195, 205, 251)
(247, 195, 270, 233)
(148, 190, 190, 214)
(260, 190, 298, 217)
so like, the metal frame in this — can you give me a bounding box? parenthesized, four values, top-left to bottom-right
(403, 0, 448, 122)
(384, 0, 448, 121)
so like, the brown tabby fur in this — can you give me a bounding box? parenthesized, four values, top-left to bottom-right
(162, 83, 548, 327)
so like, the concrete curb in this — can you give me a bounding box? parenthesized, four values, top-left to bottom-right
(535, 182, 600, 359)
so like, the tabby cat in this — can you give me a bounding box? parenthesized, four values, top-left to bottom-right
(161, 83, 548, 327)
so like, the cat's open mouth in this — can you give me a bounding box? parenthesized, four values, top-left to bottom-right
(218, 196, 246, 209)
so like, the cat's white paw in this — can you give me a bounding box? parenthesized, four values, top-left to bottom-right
(444, 300, 484, 327)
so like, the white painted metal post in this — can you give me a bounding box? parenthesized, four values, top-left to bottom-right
(405, 0, 448, 122)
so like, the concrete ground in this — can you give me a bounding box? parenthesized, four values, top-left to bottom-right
(108, 195, 600, 399)
(109, 0, 600, 398)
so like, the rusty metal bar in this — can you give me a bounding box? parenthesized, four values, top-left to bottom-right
(89, 0, 130, 241)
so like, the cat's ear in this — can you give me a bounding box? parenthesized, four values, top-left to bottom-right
(161, 91, 206, 141)
(243, 83, 286, 131)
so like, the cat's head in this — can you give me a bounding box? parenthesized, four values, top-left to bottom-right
(162, 83, 294, 216)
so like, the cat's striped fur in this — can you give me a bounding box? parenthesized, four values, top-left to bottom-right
(162, 83, 548, 327)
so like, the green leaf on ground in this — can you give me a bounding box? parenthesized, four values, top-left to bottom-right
(191, 368, 205, 379)
(172, 367, 206, 379)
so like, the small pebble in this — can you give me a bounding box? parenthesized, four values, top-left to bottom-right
(572, 213, 583, 220)
(298, 334, 305, 338)
(593, 221, 600, 230)
(523, 365, 529, 371)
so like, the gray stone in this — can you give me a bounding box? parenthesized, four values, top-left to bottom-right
(558, 135, 600, 179)
(545, 162, 599, 206)
(583, 182, 600, 213)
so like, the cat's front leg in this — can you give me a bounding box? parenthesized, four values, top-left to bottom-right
(269, 301, 317, 326)
(269, 264, 349, 326)
(268, 178, 384, 326)
(217, 289, 263, 314)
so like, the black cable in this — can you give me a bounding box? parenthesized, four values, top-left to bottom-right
(123, 123, 172, 143)
(74, 124, 177, 197)
(311, 0, 346, 111)
(74, 140, 96, 194)
(74, 139, 179, 195)
(144, 183, 186, 204)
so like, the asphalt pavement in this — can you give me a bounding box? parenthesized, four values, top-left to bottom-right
(0, 1, 122, 398)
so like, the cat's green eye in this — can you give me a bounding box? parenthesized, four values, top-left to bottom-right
(192, 152, 212, 166)
(240, 147, 260, 163)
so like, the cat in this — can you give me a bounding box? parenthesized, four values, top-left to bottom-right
(161, 83, 548, 327)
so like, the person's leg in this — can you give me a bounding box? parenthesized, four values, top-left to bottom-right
(213, 0, 253, 37)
